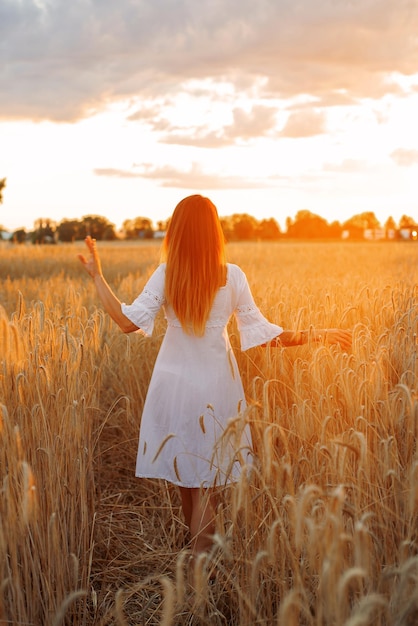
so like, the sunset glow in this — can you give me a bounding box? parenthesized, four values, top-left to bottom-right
(1, 0, 418, 232)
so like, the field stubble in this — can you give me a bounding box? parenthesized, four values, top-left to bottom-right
(1, 240, 418, 625)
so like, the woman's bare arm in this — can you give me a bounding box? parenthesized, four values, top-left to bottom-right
(265, 328, 352, 350)
(78, 236, 139, 333)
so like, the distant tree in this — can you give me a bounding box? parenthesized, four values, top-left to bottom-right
(257, 218, 281, 240)
(343, 212, 380, 230)
(32, 218, 56, 244)
(399, 214, 417, 228)
(122, 219, 135, 239)
(230, 214, 258, 240)
(79, 215, 116, 240)
(342, 211, 380, 239)
(12, 228, 27, 244)
(123, 217, 153, 239)
(0, 178, 6, 204)
(103, 224, 117, 241)
(57, 219, 83, 242)
(287, 210, 332, 238)
(384, 216, 397, 230)
(384, 216, 397, 238)
(156, 219, 169, 232)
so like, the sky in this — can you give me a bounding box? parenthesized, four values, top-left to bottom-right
(1, 0, 418, 233)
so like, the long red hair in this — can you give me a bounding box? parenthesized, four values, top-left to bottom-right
(162, 195, 226, 336)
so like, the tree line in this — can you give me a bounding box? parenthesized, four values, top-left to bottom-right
(1, 178, 417, 242)
(4, 211, 418, 244)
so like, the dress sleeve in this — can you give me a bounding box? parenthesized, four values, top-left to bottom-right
(232, 265, 283, 351)
(121, 264, 166, 336)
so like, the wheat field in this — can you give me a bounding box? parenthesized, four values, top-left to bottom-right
(1, 239, 418, 625)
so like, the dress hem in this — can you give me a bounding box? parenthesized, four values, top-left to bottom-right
(135, 472, 239, 488)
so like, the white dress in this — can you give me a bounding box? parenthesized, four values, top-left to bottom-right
(121, 263, 283, 488)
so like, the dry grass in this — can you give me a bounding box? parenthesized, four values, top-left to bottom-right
(1, 239, 418, 625)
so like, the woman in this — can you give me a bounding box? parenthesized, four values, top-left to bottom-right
(78, 194, 352, 557)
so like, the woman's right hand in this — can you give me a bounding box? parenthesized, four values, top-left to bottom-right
(315, 328, 352, 350)
(77, 236, 103, 279)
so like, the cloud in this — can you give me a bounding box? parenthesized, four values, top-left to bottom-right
(159, 105, 279, 147)
(94, 162, 272, 189)
(322, 159, 368, 173)
(390, 148, 418, 166)
(1, 0, 418, 122)
(94, 168, 142, 179)
(281, 110, 326, 138)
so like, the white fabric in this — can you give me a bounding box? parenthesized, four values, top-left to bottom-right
(121, 263, 283, 488)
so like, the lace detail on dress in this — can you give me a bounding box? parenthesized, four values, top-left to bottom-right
(236, 303, 258, 315)
(166, 316, 228, 329)
(143, 288, 164, 305)
(235, 302, 283, 351)
(206, 317, 229, 328)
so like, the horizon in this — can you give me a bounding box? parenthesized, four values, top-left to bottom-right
(1, 207, 417, 238)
